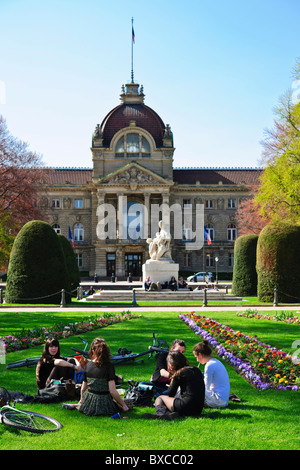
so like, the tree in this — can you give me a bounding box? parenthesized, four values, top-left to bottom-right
(58, 234, 80, 293)
(235, 185, 270, 235)
(255, 59, 300, 223)
(256, 222, 300, 303)
(232, 234, 258, 296)
(0, 116, 48, 268)
(5, 221, 71, 304)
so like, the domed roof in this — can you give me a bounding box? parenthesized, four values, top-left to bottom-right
(100, 83, 166, 147)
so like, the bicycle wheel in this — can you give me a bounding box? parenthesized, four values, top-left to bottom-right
(0, 409, 62, 433)
(6, 357, 40, 369)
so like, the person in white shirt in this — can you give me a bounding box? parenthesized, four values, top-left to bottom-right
(193, 340, 230, 408)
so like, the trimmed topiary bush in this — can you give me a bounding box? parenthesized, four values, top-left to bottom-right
(232, 234, 258, 296)
(58, 234, 80, 293)
(5, 221, 71, 304)
(256, 222, 300, 303)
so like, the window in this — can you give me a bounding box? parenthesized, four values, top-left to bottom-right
(183, 252, 191, 268)
(182, 226, 192, 241)
(205, 199, 213, 209)
(183, 199, 191, 208)
(228, 199, 236, 209)
(229, 252, 234, 267)
(75, 199, 83, 209)
(206, 253, 214, 267)
(52, 199, 60, 209)
(77, 253, 83, 268)
(74, 223, 84, 241)
(227, 224, 237, 241)
(52, 224, 61, 234)
(115, 133, 150, 158)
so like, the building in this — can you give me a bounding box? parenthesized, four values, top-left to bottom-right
(40, 80, 262, 279)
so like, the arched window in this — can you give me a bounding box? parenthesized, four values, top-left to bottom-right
(227, 224, 237, 241)
(74, 223, 84, 241)
(115, 133, 150, 158)
(52, 224, 61, 234)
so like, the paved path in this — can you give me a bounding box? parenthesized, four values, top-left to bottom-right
(0, 304, 299, 313)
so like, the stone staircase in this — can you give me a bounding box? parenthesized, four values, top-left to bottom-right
(86, 289, 242, 302)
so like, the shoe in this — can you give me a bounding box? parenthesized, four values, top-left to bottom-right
(62, 403, 76, 410)
(141, 413, 159, 419)
(229, 393, 241, 402)
(159, 412, 180, 421)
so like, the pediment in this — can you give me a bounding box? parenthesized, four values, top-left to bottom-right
(99, 162, 173, 188)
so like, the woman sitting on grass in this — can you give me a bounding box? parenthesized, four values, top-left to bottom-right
(142, 351, 205, 420)
(62, 337, 129, 416)
(193, 340, 230, 408)
(36, 338, 81, 390)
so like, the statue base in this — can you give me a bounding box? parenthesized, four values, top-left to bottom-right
(142, 259, 179, 288)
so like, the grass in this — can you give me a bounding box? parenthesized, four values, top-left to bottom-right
(0, 309, 300, 450)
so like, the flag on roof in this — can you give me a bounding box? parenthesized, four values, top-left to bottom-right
(132, 25, 135, 43)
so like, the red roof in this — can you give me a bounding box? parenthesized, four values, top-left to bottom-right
(100, 103, 166, 147)
(173, 168, 263, 185)
(44, 167, 262, 186)
(44, 168, 93, 185)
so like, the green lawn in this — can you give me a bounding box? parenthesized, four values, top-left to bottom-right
(0, 309, 299, 450)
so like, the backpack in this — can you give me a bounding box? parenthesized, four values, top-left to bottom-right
(124, 381, 155, 407)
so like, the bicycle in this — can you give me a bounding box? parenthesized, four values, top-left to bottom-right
(0, 387, 62, 433)
(6, 336, 89, 370)
(6, 333, 168, 369)
(71, 333, 169, 366)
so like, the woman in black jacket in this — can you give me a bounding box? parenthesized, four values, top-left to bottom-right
(142, 351, 205, 420)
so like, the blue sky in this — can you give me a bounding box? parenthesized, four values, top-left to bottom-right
(0, 0, 299, 169)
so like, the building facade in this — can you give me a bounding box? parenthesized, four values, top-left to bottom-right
(40, 80, 262, 279)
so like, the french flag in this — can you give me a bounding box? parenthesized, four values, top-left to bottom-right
(132, 25, 135, 43)
(68, 226, 75, 248)
(204, 226, 212, 245)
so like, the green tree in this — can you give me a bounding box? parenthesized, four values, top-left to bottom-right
(5, 221, 71, 304)
(232, 234, 258, 296)
(58, 234, 80, 293)
(256, 59, 300, 223)
(256, 222, 300, 303)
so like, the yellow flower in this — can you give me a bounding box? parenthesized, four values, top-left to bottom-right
(275, 374, 280, 378)
(279, 378, 284, 383)
(278, 359, 283, 363)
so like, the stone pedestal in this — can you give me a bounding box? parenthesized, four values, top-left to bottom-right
(142, 259, 179, 287)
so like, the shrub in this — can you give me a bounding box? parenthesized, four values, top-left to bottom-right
(232, 234, 258, 296)
(5, 221, 71, 304)
(58, 234, 80, 293)
(256, 222, 300, 302)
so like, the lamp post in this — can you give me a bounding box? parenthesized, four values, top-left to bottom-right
(215, 256, 219, 284)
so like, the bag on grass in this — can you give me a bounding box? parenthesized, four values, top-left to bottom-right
(124, 381, 155, 407)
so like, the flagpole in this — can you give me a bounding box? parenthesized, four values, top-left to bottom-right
(131, 17, 134, 83)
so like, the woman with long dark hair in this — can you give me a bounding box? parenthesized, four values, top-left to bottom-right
(142, 350, 205, 420)
(63, 337, 129, 416)
(36, 338, 81, 389)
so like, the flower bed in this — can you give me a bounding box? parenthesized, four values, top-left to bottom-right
(180, 313, 300, 391)
(0, 311, 137, 353)
(236, 309, 300, 325)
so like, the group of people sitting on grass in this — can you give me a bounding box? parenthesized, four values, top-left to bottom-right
(36, 334, 231, 420)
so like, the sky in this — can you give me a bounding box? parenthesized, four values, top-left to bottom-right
(0, 0, 300, 170)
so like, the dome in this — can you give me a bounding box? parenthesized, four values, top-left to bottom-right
(100, 83, 166, 148)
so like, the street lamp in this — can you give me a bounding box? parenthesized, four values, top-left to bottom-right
(215, 257, 219, 284)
